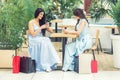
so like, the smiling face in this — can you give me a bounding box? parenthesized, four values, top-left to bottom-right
(37, 12, 44, 20)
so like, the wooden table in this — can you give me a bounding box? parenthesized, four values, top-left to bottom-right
(50, 33, 77, 65)
(50, 33, 77, 38)
(50, 19, 62, 41)
(105, 26, 117, 34)
(58, 25, 75, 29)
(50, 19, 62, 33)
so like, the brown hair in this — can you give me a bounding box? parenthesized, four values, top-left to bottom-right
(34, 8, 46, 36)
(73, 8, 89, 30)
(73, 8, 86, 19)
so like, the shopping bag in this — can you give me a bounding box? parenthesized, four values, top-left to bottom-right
(74, 54, 92, 74)
(12, 56, 20, 73)
(91, 60, 98, 73)
(79, 54, 92, 74)
(20, 57, 36, 73)
(91, 52, 98, 73)
(74, 56, 79, 73)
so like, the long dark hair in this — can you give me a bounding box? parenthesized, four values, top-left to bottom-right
(34, 8, 46, 36)
(73, 8, 89, 31)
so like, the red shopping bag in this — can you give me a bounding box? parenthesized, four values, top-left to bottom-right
(91, 52, 98, 73)
(91, 60, 98, 73)
(12, 56, 20, 73)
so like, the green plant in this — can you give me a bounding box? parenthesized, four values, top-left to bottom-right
(89, 0, 110, 21)
(109, 0, 120, 33)
(89, 0, 120, 34)
(39, 0, 82, 21)
(0, 0, 35, 49)
(0, 0, 83, 49)
(40, 0, 58, 22)
(57, 0, 83, 18)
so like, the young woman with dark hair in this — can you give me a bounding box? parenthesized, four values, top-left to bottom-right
(34, 8, 46, 36)
(28, 8, 60, 72)
(62, 8, 93, 72)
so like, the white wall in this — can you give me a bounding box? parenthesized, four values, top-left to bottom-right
(89, 24, 112, 49)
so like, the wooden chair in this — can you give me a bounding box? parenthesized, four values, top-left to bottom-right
(85, 29, 100, 54)
(91, 29, 100, 54)
(76, 30, 100, 73)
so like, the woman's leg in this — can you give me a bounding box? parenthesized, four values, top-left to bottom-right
(40, 37, 60, 71)
(62, 42, 76, 71)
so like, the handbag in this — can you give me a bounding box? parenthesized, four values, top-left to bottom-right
(74, 56, 79, 73)
(20, 57, 36, 73)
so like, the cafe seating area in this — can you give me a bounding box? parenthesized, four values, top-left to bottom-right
(1, 18, 120, 80)
(1, 0, 120, 80)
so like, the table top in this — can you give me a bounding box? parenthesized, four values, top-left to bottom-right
(50, 33, 77, 38)
(58, 25, 75, 28)
(89, 24, 117, 27)
(104, 26, 117, 29)
(50, 19, 62, 23)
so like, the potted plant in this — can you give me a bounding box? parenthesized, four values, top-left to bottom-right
(0, 0, 35, 51)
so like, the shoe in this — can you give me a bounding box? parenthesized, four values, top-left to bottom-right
(46, 68, 52, 72)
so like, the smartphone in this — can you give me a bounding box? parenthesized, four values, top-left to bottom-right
(45, 22, 49, 26)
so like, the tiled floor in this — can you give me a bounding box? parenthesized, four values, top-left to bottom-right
(0, 69, 120, 80)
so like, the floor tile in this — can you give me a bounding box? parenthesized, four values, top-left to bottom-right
(0, 69, 34, 80)
(62, 71, 93, 80)
(92, 71, 120, 80)
(1, 69, 120, 80)
(74, 73, 93, 80)
(62, 71, 75, 80)
(32, 70, 63, 80)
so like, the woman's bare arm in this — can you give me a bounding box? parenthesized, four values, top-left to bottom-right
(46, 27, 54, 33)
(28, 20, 46, 37)
(45, 22, 54, 33)
(62, 20, 86, 37)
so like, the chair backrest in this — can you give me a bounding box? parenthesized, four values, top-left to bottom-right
(83, 29, 100, 53)
(90, 29, 100, 50)
(94, 29, 100, 49)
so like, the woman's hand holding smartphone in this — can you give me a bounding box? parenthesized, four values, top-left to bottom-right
(45, 22, 49, 28)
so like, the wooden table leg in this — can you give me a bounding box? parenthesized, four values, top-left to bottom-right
(62, 37, 67, 66)
(55, 22, 58, 41)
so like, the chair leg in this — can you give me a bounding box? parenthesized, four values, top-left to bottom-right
(92, 50, 96, 60)
(97, 45, 99, 54)
(92, 50, 94, 54)
(98, 38, 102, 52)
